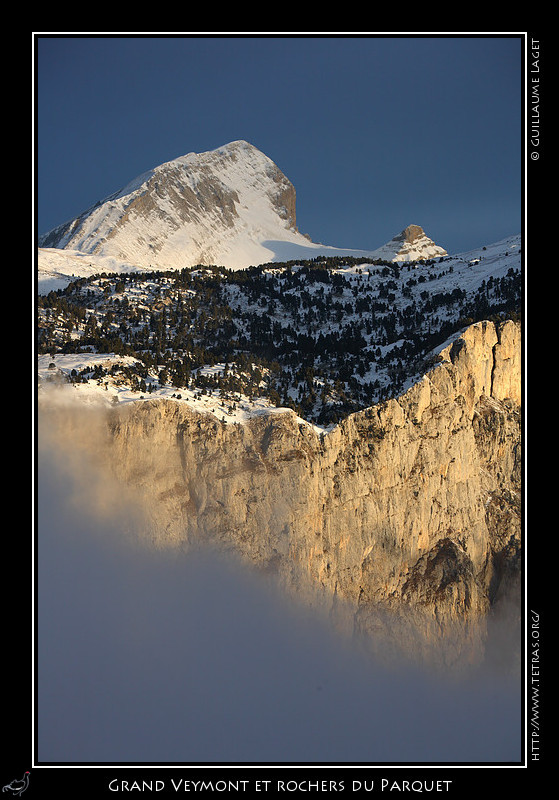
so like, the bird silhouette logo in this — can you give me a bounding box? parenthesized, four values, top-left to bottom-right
(2, 772, 30, 796)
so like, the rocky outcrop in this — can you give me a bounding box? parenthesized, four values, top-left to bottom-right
(39, 319, 521, 670)
(400, 224, 429, 244)
(371, 224, 448, 262)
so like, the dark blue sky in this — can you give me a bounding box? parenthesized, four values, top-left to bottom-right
(36, 35, 523, 256)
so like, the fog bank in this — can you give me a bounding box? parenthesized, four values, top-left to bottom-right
(36, 411, 522, 764)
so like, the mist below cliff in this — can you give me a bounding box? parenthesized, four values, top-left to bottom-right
(36, 420, 521, 765)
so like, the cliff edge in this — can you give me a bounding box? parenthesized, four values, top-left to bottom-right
(39, 319, 521, 669)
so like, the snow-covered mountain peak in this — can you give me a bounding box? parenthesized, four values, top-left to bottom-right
(38, 140, 505, 290)
(38, 140, 316, 271)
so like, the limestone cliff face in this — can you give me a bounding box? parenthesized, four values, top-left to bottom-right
(41, 319, 521, 669)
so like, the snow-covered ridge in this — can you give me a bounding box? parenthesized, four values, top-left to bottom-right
(38, 228, 520, 297)
(38, 140, 453, 284)
(38, 352, 324, 431)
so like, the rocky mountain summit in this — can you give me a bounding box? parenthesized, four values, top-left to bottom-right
(371, 223, 448, 262)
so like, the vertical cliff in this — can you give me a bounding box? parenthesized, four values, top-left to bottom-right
(39, 319, 521, 669)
